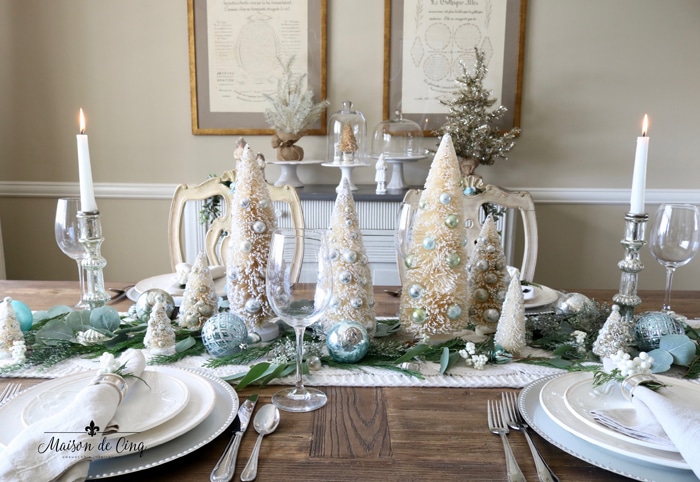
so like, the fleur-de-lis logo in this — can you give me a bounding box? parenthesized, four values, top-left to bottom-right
(85, 420, 100, 437)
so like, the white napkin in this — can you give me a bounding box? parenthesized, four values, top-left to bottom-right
(0, 349, 146, 482)
(592, 383, 700, 478)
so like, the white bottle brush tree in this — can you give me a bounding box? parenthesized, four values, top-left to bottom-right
(399, 134, 470, 340)
(226, 145, 277, 332)
(320, 178, 376, 337)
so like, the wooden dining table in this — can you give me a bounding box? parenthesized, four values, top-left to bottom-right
(0, 280, 698, 481)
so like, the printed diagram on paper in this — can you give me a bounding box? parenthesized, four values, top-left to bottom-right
(401, 0, 508, 116)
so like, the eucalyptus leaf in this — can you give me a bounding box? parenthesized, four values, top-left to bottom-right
(659, 334, 696, 366)
(35, 319, 75, 346)
(647, 349, 673, 373)
(175, 336, 196, 353)
(439, 347, 450, 374)
(90, 306, 121, 334)
(48, 305, 72, 318)
(65, 310, 91, 331)
(236, 362, 272, 389)
(394, 344, 432, 364)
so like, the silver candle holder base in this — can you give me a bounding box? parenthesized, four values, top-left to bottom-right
(77, 210, 111, 310)
(612, 211, 648, 324)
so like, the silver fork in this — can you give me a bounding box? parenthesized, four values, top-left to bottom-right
(503, 391, 560, 482)
(0, 383, 21, 405)
(487, 399, 526, 482)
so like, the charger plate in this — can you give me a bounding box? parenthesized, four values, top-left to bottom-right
(523, 285, 559, 309)
(86, 367, 236, 478)
(520, 375, 696, 482)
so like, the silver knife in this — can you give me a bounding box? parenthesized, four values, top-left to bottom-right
(210, 394, 258, 482)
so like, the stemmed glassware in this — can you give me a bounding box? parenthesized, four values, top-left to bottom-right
(55, 197, 88, 308)
(648, 203, 700, 313)
(266, 228, 333, 412)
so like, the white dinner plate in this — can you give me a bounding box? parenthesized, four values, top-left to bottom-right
(0, 366, 219, 457)
(539, 373, 689, 470)
(520, 375, 697, 482)
(523, 284, 559, 309)
(561, 371, 697, 452)
(86, 367, 237, 478)
(130, 272, 226, 301)
(21, 369, 189, 435)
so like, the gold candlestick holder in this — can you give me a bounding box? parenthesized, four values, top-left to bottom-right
(613, 211, 648, 324)
(77, 211, 111, 309)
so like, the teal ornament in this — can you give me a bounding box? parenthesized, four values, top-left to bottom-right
(135, 289, 175, 321)
(408, 283, 424, 298)
(10, 300, 33, 331)
(422, 236, 436, 250)
(201, 312, 248, 358)
(411, 308, 427, 324)
(447, 304, 462, 319)
(326, 321, 370, 363)
(444, 214, 459, 228)
(464, 187, 477, 195)
(634, 311, 685, 351)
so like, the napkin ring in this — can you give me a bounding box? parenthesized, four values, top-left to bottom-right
(621, 373, 658, 401)
(90, 373, 128, 403)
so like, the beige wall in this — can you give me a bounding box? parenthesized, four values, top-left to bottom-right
(1, 0, 699, 296)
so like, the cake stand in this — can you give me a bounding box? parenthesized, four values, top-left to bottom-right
(322, 162, 370, 192)
(268, 160, 324, 187)
(375, 155, 427, 191)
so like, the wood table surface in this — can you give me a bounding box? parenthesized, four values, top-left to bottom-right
(1, 280, 698, 481)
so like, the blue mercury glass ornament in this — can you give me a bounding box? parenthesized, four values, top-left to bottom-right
(634, 311, 685, 351)
(201, 312, 249, 358)
(326, 321, 370, 363)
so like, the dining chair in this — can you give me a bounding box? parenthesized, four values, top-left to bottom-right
(167, 169, 305, 272)
(397, 178, 538, 282)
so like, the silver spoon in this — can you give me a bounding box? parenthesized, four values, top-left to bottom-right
(240, 404, 281, 481)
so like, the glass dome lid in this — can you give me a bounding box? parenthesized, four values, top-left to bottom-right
(370, 110, 425, 160)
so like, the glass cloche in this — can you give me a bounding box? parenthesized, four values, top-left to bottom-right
(326, 100, 367, 165)
(370, 110, 425, 160)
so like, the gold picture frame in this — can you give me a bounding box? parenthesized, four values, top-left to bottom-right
(383, 0, 526, 134)
(188, 0, 328, 135)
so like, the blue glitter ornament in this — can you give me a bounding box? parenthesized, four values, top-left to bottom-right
(634, 311, 685, 351)
(326, 321, 370, 363)
(202, 312, 249, 358)
(10, 300, 33, 331)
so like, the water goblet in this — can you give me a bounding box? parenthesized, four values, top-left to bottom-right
(266, 228, 333, 412)
(55, 197, 88, 308)
(649, 203, 700, 313)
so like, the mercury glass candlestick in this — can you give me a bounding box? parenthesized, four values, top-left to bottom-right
(612, 211, 648, 324)
(77, 211, 111, 309)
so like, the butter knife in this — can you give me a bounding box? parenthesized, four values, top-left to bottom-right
(210, 394, 258, 482)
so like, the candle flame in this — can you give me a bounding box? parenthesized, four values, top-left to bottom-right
(79, 108, 86, 134)
(642, 114, 649, 137)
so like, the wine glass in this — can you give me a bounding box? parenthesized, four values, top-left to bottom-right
(266, 228, 333, 412)
(394, 200, 416, 287)
(55, 197, 88, 308)
(649, 203, 700, 313)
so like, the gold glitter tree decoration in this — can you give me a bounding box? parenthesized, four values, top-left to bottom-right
(178, 252, 219, 330)
(321, 178, 376, 336)
(0, 297, 23, 359)
(467, 215, 510, 331)
(399, 134, 469, 340)
(226, 144, 277, 332)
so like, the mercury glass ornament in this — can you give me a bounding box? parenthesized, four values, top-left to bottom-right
(325, 321, 370, 363)
(555, 292, 594, 315)
(634, 311, 685, 351)
(201, 312, 249, 358)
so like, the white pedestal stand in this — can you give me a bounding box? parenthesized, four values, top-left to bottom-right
(322, 163, 370, 192)
(269, 160, 323, 187)
(385, 157, 422, 191)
